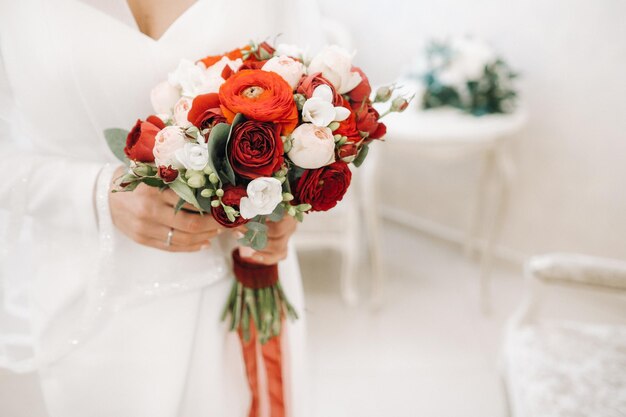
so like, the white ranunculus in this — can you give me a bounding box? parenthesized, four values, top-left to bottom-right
(173, 97, 193, 128)
(262, 55, 305, 90)
(239, 177, 283, 219)
(153, 126, 187, 168)
(150, 81, 181, 115)
(175, 142, 209, 171)
(302, 85, 350, 127)
(308, 45, 362, 94)
(168, 59, 224, 98)
(288, 123, 335, 169)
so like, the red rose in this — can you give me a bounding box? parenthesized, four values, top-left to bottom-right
(297, 72, 343, 105)
(219, 70, 299, 135)
(347, 67, 372, 103)
(124, 119, 161, 162)
(334, 103, 361, 143)
(352, 103, 387, 140)
(187, 93, 227, 133)
(146, 115, 166, 130)
(228, 121, 284, 179)
(294, 162, 352, 212)
(238, 60, 267, 71)
(158, 165, 179, 183)
(212, 185, 249, 227)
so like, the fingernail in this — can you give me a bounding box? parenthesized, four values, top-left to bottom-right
(201, 244, 211, 250)
(216, 229, 222, 235)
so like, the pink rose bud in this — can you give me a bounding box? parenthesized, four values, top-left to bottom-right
(391, 96, 410, 113)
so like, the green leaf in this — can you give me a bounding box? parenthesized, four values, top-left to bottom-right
(250, 230, 268, 250)
(170, 178, 201, 210)
(174, 198, 186, 214)
(267, 203, 286, 222)
(104, 128, 130, 166)
(141, 177, 164, 188)
(353, 144, 370, 168)
(246, 221, 268, 233)
(206, 115, 243, 186)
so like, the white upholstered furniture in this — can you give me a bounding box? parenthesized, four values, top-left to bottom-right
(502, 253, 626, 417)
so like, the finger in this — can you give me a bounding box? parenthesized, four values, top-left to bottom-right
(266, 217, 297, 238)
(141, 222, 220, 246)
(153, 203, 223, 233)
(133, 235, 209, 253)
(160, 189, 202, 212)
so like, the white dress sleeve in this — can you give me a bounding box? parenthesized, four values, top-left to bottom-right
(0, 49, 111, 235)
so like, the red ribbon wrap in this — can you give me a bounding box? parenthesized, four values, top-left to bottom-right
(232, 249, 286, 417)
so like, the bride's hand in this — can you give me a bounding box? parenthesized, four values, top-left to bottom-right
(109, 167, 223, 252)
(238, 216, 298, 265)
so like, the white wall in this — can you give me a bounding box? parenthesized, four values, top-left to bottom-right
(319, 0, 626, 260)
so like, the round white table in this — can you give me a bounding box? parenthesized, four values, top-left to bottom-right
(374, 107, 527, 312)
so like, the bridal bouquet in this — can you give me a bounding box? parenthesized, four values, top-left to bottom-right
(104, 39, 408, 341)
(415, 36, 518, 115)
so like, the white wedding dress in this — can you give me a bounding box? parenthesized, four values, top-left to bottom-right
(0, 1, 323, 416)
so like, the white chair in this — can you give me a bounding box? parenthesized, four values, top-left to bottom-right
(502, 253, 626, 417)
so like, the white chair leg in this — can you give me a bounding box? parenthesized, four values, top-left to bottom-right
(479, 145, 513, 314)
(465, 150, 495, 260)
(340, 200, 360, 306)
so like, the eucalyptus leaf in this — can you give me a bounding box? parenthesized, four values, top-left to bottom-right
(250, 231, 268, 250)
(267, 204, 286, 222)
(246, 221, 268, 233)
(353, 144, 370, 168)
(104, 128, 130, 165)
(169, 178, 201, 210)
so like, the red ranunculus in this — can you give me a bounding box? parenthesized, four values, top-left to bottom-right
(347, 66, 372, 103)
(352, 102, 387, 140)
(228, 121, 284, 179)
(294, 162, 352, 212)
(212, 185, 249, 227)
(124, 119, 161, 162)
(158, 165, 179, 183)
(187, 93, 227, 134)
(297, 72, 343, 105)
(334, 102, 361, 143)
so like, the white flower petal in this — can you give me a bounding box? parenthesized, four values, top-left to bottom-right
(312, 84, 333, 103)
(302, 98, 336, 127)
(333, 106, 351, 122)
(239, 197, 258, 219)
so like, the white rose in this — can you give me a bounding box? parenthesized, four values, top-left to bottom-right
(288, 123, 336, 169)
(302, 85, 350, 127)
(168, 59, 223, 97)
(262, 55, 305, 89)
(150, 81, 181, 114)
(308, 45, 362, 94)
(153, 126, 187, 168)
(175, 142, 209, 171)
(239, 177, 283, 219)
(173, 97, 193, 128)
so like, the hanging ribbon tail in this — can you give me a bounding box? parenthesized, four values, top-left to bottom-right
(232, 249, 286, 417)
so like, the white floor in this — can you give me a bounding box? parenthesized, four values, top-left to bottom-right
(301, 220, 523, 417)
(0, 221, 524, 417)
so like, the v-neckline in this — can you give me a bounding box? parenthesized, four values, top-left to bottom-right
(124, 0, 201, 42)
(74, 0, 204, 44)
